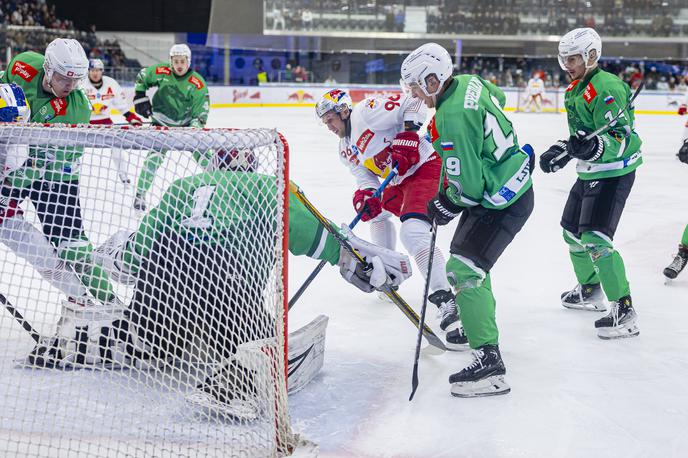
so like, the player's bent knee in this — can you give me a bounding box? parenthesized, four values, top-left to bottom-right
(446, 254, 486, 291)
(580, 231, 615, 262)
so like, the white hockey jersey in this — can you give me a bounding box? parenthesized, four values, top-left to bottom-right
(338, 93, 435, 189)
(527, 77, 545, 95)
(82, 75, 133, 121)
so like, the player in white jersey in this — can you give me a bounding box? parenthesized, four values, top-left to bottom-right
(522, 72, 545, 112)
(82, 59, 142, 184)
(316, 89, 466, 345)
(0, 83, 88, 300)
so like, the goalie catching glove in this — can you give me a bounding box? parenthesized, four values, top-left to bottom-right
(337, 225, 412, 293)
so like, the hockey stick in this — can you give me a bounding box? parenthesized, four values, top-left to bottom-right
(289, 182, 446, 352)
(552, 81, 644, 163)
(408, 220, 438, 401)
(288, 169, 398, 310)
(0, 292, 40, 343)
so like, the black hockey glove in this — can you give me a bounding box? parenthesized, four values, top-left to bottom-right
(567, 133, 604, 161)
(678, 139, 688, 164)
(427, 192, 463, 226)
(539, 140, 573, 173)
(133, 91, 152, 118)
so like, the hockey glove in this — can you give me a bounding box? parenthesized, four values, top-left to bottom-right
(427, 192, 463, 226)
(539, 140, 573, 173)
(679, 139, 688, 164)
(133, 91, 152, 118)
(567, 133, 604, 161)
(124, 111, 143, 126)
(391, 131, 421, 176)
(679, 104, 687, 116)
(338, 225, 412, 293)
(352, 188, 382, 222)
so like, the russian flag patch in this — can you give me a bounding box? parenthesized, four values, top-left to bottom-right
(441, 142, 454, 151)
(604, 95, 615, 105)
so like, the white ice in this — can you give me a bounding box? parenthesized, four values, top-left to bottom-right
(210, 108, 688, 458)
(0, 107, 685, 458)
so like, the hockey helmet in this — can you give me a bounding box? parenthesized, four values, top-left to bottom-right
(400, 43, 453, 97)
(44, 38, 89, 82)
(558, 28, 602, 71)
(89, 58, 104, 71)
(315, 89, 352, 119)
(169, 44, 192, 61)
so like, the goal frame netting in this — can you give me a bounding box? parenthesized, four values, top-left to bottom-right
(515, 87, 561, 114)
(0, 123, 294, 457)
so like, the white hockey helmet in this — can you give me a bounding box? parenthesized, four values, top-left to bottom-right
(0, 83, 31, 123)
(88, 58, 104, 71)
(170, 44, 192, 61)
(400, 43, 453, 97)
(43, 38, 89, 82)
(558, 28, 602, 71)
(315, 89, 352, 118)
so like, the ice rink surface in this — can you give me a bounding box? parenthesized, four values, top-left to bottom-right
(207, 107, 688, 458)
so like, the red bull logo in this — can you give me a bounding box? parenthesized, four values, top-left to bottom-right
(288, 90, 314, 102)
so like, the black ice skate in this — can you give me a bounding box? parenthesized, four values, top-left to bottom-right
(663, 246, 688, 280)
(445, 326, 469, 351)
(561, 283, 606, 311)
(595, 295, 639, 340)
(449, 344, 510, 397)
(186, 361, 261, 421)
(428, 289, 460, 332)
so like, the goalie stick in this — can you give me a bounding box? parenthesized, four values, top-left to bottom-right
(288, 169, 397, 310)
(289, 182, 447, 352)
(552, 81, 644, 163)
(0, 292, 40, 344)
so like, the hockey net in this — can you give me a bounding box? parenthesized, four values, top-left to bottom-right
(0, 124, 294, 456)
(515, 87, 561, 114)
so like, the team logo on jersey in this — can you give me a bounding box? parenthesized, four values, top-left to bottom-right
(50, 98, 68, 117)
(156, 66, 171, 75)
(366, 99, 376, 109)
(583, 83, 597, 104)
(356, 129, 375, 153)
(565, 80, 580, 92)
(11, 61, 38, 82)
(604, 95, 615, 105)
(372, 148, 391, 171)
(188, 75, 204, 90)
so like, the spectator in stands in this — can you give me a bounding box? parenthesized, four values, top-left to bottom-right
(293, 65, 308, 83)
(301, 9, 313, 31)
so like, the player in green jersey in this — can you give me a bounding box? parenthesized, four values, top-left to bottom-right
(401, 43, 534, 398)
(34, 149, 411, 416)
(132, 44, 211, 211)
(0, 38, 119, 305)
(540, 28, 640, 339)
(662, 145, 688, 279)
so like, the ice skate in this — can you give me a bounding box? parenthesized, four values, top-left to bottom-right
(449, 344, 510, 397)
(428, 289, 460, 332)
(595, 296, 639, 340)
(663, 246, 688, 280)
(561, 283, 606, 311)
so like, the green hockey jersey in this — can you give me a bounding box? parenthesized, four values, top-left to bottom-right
(122, 172, 341, 273)
(430, 75, 532, 210)
(1, 51, 91, 183)
(135, 62, 209, 127)
(563, 67, 642, 180)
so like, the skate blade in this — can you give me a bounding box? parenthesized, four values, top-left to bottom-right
(562, 301, 607, 312)
(450, 375, 511, 398)
(439, 320, 461, 334)
(597, 324, 640, 340)
(186, 390, 260, 422)
(444, 341, 470, 352)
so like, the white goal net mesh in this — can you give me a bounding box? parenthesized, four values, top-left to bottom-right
(515, 87, 561, 114)
(0, 124, 293, 457)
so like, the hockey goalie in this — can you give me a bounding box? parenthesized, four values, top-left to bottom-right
(29, 146, 412, 420)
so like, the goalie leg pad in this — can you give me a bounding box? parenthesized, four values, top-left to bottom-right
(287, 314, 328, 395)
